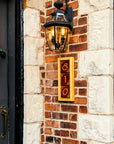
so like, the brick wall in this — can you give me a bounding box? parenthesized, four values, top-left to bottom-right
(40, 0, 88, 143)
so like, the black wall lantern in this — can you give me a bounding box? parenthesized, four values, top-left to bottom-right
(44, 0, 73, 52)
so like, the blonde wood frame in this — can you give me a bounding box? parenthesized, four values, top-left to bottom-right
(58, 57, 74, 101)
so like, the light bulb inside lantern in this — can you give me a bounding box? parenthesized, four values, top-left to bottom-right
(61, 28, 65, 35)
(51, 29, 54, 36)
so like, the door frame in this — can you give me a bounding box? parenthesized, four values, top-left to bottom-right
(8, 0, 24, 144)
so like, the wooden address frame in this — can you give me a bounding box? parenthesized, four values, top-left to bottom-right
(58, 57, 74, 102)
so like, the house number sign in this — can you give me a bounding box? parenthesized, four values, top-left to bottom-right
(58, 57, 74, 101)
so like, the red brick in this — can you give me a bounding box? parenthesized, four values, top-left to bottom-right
(62, 139, 79, 144)
(47, 72, 58, 79)
(79, 17, 87, 25)
(46, 88, 58, 95)
(61, 122, 76, 129)
(45, 112, 51, 118)
(52, 112, 68, 120)
(79, 106, 88, 113)
(80, 141, 87, 144)
(69, 36, 78, 44)
(75, 80, 87, 87)
(40, 128, 43, 134)
(45, 55, 59, 63)
(79, 88, 87, 96)
(74, 62, 78, 69)
(73, 10, 78, 17)
(53, 80, 58, 86)
(45, 104, 53, 111)
(40, 11, 45, 15)
(79, 34, 87, 42)
(46, 8, 56, 16)
(46, 63, 53, 71)
(45, 120, 59, 128)
(45, 120, 53, 127)
(41, 25, 45, 32)
(41, 33, 45, 37)
(45, 80, 52, 87)
(53, 104, 60, 111)
(55, 130, 69, 137)
(75, 71, 78, 77)
(69, 114, 77, 121)
(41, 87, 44, 94)
(53, 121, 59, 128)
(73, 18, 78, 26)
(70, 131, 77, 138)
(75, 88, 78, 95)
(45, 128, 52, 134)
(40, 66, 45, 70)
(41, 72, 45, 78)
(69, 43, 87, 52)
(74, 97, 87, 104)
(73, 26, 87, 35)
(45, 96, 51, 102)
(52, 96, 58, 102)
(46, 136, 61, 143)
(41, 135, 44, 142)
(68, 1, 78, 9)
(45, 1, 52, 8)
(53, 63, 58, 70)
(40, 80, 43, 85)
(40, 16, 45, 23)
(61, 105, 77, 112)
(45, 49, 51, 55)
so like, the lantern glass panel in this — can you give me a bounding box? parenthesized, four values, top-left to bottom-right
(46, 26, 71, 52)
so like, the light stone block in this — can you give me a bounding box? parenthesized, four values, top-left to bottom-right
(88, 9, 113, 50)
(79, 0, 113, 15)
(26, 0, 44, 11)
(79, 49, 113, 76)
(88, 141, 104, 144)
(78, 114, 114, 143)
(24, 8, 40, 37)
(24, 123, 40, 144)
(24, 66, 41, 94)
(24, 36, 44, 65)
(88, 76, 113, 114)
(38, 49, 44, 66)
(24, 94, 44, 123)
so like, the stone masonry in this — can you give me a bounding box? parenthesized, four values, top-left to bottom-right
(23, 0, 114, 144)
(23, 0, 45, 144)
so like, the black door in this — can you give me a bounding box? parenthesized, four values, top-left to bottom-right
(0, 0, 16, 144)
(0, 0, 8, 143)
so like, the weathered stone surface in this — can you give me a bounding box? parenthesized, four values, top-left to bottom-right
(24, 36, 44, 65)
(79, 0, 113, 15)
(38, 48, 44, 66)
(26, 0, 44, 11)
(88, 9, 113, 50)
(24, 94, 44, 122)
(24, 8, 40, 37)
(88, 141, 105, 144)
(79, 49, 113, 76)
(88, 76, 113, 114)
(24, 123, 41, 144)
(78, 114, 114, 143)
(24, 66, 41, 93)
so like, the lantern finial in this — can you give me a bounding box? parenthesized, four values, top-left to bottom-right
(54, 0, 63, 9)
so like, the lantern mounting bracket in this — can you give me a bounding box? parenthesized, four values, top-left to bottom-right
(54, 0, 73, 29)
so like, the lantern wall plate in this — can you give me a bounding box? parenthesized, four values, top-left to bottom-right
(58, 57, 74, 101)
